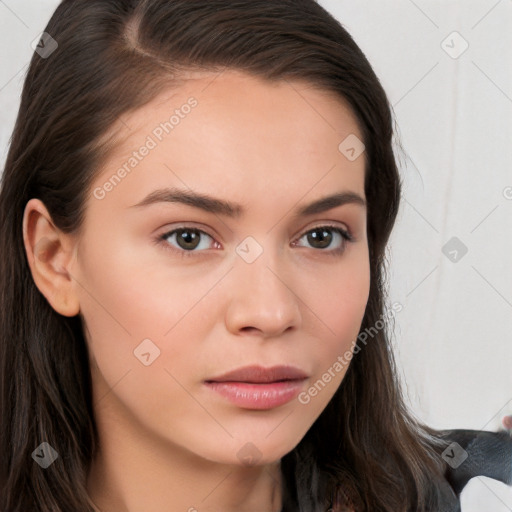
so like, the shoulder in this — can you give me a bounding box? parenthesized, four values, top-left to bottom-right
(436, 428, 512, 495)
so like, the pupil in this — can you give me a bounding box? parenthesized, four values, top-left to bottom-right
(308, 228, 332, 249)
(178, 229, 200, 250)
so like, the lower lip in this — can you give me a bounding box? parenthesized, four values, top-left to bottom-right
(204, 379, 306, 410)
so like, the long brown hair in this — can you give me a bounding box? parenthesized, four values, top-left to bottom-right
(0, 1, 454, 510)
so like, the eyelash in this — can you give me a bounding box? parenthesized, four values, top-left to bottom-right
(155, 224, 354, 259)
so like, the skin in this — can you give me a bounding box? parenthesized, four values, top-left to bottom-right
(22, 70, 371, 512)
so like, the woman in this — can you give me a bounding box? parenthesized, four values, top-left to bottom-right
(0, 1, 510, 511)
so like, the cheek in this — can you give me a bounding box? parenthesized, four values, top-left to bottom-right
(74, 233, 219, 388)
(299, 251, 370, 387)
(75, 247, 220, 430)
(334, 265, 370, 344)
(292, 259, 369, 419)
(79, 275, 211, 381)
(307, 251, 370, 341)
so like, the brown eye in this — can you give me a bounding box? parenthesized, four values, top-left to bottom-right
(174, 229, 201, 250)
(159, 227, 215, 255)
(295, 225, 352, 254)
(306, 227, 333, 249)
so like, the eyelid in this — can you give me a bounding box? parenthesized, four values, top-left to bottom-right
(157, 222, 218, 243)
(292, 221, 353, 242)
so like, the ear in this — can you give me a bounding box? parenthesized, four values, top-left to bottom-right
(22, 198, 80, 317)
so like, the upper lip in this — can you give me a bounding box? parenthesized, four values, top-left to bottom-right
(205, 365, 308, 383)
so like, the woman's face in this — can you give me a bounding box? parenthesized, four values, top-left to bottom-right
(63, 70, 369, 465)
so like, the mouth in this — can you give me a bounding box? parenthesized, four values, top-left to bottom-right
(204, 365, 308, 410)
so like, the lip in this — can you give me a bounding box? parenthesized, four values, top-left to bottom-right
(205, 381, 306, 410)
(204, 365, 308, 410)
(205, 364, 308, 383)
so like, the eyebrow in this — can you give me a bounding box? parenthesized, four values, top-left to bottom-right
(129, 187, 366, 217)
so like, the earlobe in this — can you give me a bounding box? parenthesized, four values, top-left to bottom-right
(22, 198, 80, 317)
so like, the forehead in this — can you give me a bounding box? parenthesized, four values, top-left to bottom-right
(89, 69, 366, 212)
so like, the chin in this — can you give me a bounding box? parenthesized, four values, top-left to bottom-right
(195, 434, 302, 468)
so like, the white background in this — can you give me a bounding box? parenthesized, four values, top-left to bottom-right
(1, 1, 511, 509)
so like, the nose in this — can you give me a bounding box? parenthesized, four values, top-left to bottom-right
(224, 247, 302, 338)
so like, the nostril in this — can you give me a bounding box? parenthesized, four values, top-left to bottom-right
(240, 326, 258, 333)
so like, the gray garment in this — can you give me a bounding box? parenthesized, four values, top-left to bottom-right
(436, 428, 512, 512)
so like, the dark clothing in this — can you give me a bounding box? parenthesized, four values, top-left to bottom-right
(436, 428, 512, 511)
(281, 428, 512, 511)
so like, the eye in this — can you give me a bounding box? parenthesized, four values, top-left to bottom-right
(293, 224, 353, 255)
(157, 227, 217, 258)
(156, 224, 354, 258)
